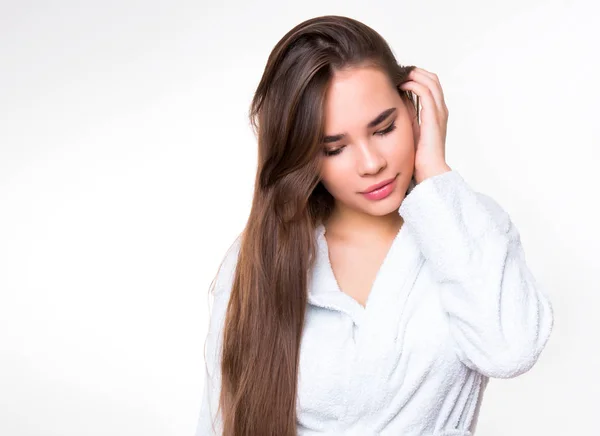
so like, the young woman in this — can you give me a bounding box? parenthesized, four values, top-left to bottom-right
(195, 15, 553, 436)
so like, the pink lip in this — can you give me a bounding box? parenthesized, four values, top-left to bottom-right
(361, 175, 398, 201)
(361, 175, 397, 194)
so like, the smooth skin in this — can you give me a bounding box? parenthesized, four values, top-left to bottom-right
(319, 66, 452, 307)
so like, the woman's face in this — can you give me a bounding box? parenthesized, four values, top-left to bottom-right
(319, 66, 416, 218)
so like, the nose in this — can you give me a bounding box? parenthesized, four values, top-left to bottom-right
(355, 140, 386, 176)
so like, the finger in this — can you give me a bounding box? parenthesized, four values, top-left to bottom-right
(413, 68, 445, 101)
(409, 69, 447, 114)
(409, 69, 446, 113)
(399, 80, 440, 122)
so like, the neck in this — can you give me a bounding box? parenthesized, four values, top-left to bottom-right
(323, 207, 404, 242)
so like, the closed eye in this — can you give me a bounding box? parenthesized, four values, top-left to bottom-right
(322, 121, 397, 157)
(323, 146, 344, 157)
(375, 121, 397, 136)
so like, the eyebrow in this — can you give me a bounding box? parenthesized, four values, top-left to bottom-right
(322, 107, 397, 144)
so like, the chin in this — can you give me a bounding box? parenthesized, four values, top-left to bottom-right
(360, 189, 407, 217)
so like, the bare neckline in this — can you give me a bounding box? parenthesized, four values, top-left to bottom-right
(315, 221, 406, 311)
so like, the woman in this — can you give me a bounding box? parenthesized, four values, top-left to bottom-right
(195, 15, 553, 436)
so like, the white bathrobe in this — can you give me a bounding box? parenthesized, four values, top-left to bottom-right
(195, 170, 554, 436)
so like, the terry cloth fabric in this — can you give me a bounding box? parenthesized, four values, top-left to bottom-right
(195, 170, 554, 436)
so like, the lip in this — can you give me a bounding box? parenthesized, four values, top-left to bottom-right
(361, 175, 398, 193)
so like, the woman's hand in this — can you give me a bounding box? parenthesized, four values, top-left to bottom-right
(399, 67, 452, 184)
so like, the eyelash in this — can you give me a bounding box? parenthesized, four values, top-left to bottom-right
(323, 122, 397, 157)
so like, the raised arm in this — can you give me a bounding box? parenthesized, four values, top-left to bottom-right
(399, 170, 554, 378)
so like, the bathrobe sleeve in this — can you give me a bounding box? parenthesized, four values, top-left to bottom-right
(398, 170, 554, 379)
(195, 235, 242, 436)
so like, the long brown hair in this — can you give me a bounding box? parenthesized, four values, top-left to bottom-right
(215, 15, 419, 435)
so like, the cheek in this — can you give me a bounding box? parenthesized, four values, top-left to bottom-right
(391, 122, 416, 166)
(319, 162, 354, 197)
(395, 141, 415, 166)
(396, 118, 416, 151)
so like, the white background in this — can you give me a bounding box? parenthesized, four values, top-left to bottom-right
(1, 1, 597, 435)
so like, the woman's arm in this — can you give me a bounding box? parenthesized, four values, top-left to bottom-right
(399, 170, 554, 378)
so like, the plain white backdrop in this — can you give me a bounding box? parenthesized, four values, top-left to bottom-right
(0, 1, 598, 435)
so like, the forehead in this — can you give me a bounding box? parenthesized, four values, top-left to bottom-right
(323, 66, 398, 131)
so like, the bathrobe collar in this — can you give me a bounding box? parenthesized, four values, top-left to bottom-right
(307, 221, 425, 329)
